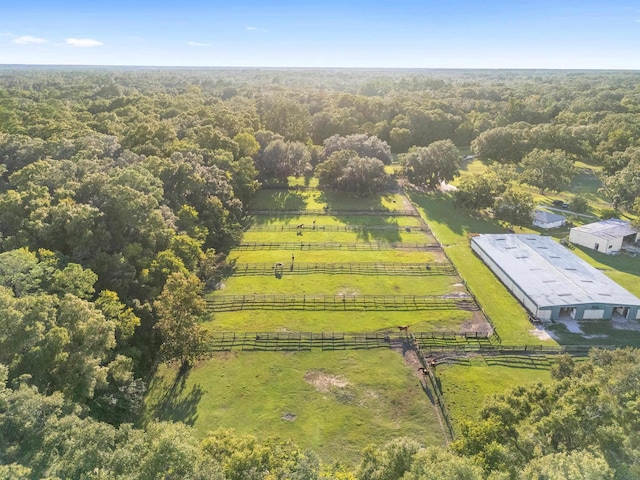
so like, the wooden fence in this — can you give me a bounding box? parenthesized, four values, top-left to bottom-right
(205, 330, 490, 352)
(248, 209, 419, 216)
(206, 294, 478, 312)
(246, 224, 430, 234)
(231, 262, 456, 277)
(234, 242, 440, 251)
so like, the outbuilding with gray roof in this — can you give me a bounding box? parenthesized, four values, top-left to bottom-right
(569, 219, 638, 254)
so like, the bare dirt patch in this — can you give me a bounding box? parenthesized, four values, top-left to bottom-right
(336, 287, 359, 298)
(460, 311, 493, 334)
(402, 349, 423, 371)
(304, 370, 349, 393)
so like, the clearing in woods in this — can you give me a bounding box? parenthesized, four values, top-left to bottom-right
(146, 181, 492, 464)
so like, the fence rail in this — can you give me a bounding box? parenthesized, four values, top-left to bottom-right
(234, 242, 440, 251)
(206, 294, 478, 312)
(248, 209, 419, 216)
(245, 224, 429, 234)
(206, 330, 490, 352)
(231, 262, 456, 277)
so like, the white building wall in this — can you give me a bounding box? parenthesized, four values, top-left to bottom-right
(583, 309, 605, 319)
(569, 230, 625, 254)
(533, 219, 565, 229)
(537, 309, 553, 321)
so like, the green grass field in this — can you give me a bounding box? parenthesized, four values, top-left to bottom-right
(247, 213, 423, 227)
(144, 183, 480, 461)
(406, 190, 551, 345)
(228, 249, 447, 264)
(207, 309, 477, 333)
(251, 190, 409, 212)
(240, 229, 427, 245)
(147, 167, 638, 463)
(145, 350, 445, 465)
(437, 355, 553, 433)
(217, 272, 462, 296)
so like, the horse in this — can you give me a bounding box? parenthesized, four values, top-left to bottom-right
(397, 325, 409, 332)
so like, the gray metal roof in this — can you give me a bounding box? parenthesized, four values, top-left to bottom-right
(533, 210, 565, 224)
(570, 219, 637, 240)
(471, 234, 640, 309)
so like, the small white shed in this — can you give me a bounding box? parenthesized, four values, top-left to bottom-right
(569, 219, 638, 254)
(533, 210, 566, 229)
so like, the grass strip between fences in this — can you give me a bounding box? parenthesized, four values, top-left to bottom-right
(248, 209, 420, 216)
(245, 224, 431, 233)
(231, 262, 456, 276)
(206, 294, 478, 312)
(234, 242, 440, 251)
(205, 331, 492, 352)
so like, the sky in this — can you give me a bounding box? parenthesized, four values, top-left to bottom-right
(1, 0, 639, 69)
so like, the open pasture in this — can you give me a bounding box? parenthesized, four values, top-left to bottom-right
(205, 309, 479, 333)
(247, 213, 423, 227)
(251, 189, 410, 213)
(437, 355, 553, 433)
(145, 350, 445, 464)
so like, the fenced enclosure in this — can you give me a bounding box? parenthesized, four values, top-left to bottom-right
(206, 330, 493, 352)
(231, 262, 456, 276)
(234, 242, 440, 251)
(206, 293, 478, 312)
(248, 208, 420, 216)
(245, 224, 430, 233)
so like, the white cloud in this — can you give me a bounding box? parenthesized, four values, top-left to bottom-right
(66, 38, 103, 47)
(13, 35, 48, 45)
(245, 26, 268, 32)
(187, 41, 212, 47)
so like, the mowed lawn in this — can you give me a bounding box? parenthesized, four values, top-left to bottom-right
(437, 355, 553, 433)
(251, 189, 409, 212)
(248, 214, 423, 228)
(228, 248, 448, 264)
(145, 350, 445, 465)
(209, 204, 474, 333)
(407, 190, 554, 345)
(241, 229, 428, 245)
(206, 309, 477, 333)
(217, 272, 463, 296)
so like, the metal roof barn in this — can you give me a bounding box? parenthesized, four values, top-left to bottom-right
(470, 234, 640, 322)
(569, 219, 638, 254)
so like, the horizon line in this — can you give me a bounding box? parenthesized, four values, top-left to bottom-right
(1, 63, 639, 72)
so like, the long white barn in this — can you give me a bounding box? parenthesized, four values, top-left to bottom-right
(470, 234, 640, 323)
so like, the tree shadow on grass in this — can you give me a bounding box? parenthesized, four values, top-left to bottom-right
(249, 190, 309, 225)
(573, 245, 640, 277)
(318, 190, 404, 243)
(481, 354, 552, 370)
(147, 367, 205, 426)
(407, 190, 506, 243)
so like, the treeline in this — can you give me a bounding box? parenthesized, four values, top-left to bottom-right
(1, 68, 640, 475)
(2, 348, 638, 479)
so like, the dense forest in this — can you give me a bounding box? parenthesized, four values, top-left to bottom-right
(1, 67, 640, 478)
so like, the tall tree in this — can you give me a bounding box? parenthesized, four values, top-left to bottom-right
(493, 188, 534, 227)
(316, 150, 389, 197)
(601, 156, 640, 209)
(322, 134, 392, 165)
(520, 148, 576, 194)
(399, 140, 461, 189)
(153, 272, 208, 369)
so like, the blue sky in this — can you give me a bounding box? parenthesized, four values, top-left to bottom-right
(1, 0, 639, 68)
